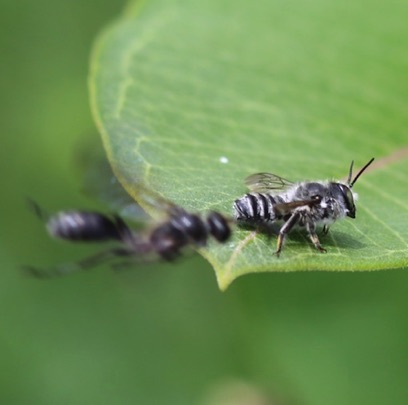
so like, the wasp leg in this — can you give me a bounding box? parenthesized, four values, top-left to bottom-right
(112, 215, 136, 244)
(275, 212, 300, 257)
(306, 221, 327, 253)
(22, 247, 131, 278)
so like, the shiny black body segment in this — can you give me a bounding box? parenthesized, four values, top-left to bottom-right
(46, 211, 124, 241)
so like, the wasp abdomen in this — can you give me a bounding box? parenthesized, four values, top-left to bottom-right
(46, 212, 122, 241)
(233, 193, 285, 223)
(207, 212, 231, 242)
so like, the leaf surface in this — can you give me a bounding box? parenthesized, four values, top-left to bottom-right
(90, 0, 408, 289)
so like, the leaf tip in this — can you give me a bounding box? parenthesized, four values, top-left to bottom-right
(214, 268, 237, 291)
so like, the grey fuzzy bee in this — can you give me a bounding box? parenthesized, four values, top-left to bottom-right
(233, 158, 374, 256)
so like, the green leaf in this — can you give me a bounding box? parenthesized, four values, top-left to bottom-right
(90, 0, 408, 289)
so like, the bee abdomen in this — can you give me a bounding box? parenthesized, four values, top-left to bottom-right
(46, 211, 122, 241)
(233, 193, 284, 223)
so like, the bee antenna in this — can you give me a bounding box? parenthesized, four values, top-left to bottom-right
(347, 160, 354, 185)
(350, 158, 375, 188)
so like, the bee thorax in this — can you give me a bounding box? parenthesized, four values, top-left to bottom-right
(308, 197, 345, 224)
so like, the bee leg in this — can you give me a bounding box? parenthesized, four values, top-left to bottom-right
(322, 225, 330, 235)
(306, 221, 327, 253)
(275, 212, 300, 257)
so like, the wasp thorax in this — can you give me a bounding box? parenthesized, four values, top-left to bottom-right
(170, 213, 208, 244)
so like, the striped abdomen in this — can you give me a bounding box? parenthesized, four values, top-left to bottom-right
(233, 193, 286, 223)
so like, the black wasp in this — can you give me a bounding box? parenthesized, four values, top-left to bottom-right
(233, 158, 374, 256)
(25, 193, 231, 278)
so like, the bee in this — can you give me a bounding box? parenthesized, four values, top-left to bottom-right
(25, 195, 231, 278)
(233, 158, 375, 256)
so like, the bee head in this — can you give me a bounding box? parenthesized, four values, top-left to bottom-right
(331, 158, 374, 219)
(329, 183, 356, 218)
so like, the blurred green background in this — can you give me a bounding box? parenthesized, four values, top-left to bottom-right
(2, 1, 408, 404)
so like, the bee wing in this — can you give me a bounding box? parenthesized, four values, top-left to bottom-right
(245, 172, 294, 193)
(273, 198, 320, 216)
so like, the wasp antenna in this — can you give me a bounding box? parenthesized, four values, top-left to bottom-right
(350, 158, 375, 188)
(347, 161, 354, 185)
(26, 198, 49, 221)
